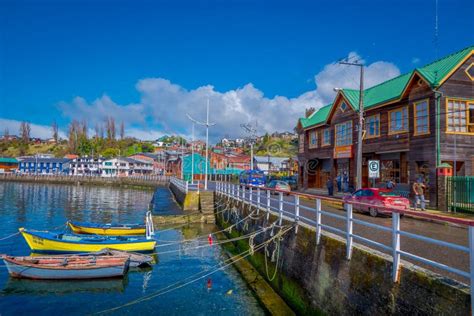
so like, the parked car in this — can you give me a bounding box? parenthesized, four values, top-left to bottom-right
(280, 176, 297, 190)
(342, 188, 409, 217)
(267, 180, 291, 194)
(239, 170, 266, 187)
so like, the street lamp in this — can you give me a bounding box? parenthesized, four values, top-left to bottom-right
(338, 59, 364, 190)
(241, 122, 257, 170)
(186, 98, 215, 190)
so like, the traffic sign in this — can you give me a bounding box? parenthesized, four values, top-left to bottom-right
(368, 160, 380, 179)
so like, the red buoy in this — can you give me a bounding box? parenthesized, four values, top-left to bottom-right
(208, 234, 213, 246)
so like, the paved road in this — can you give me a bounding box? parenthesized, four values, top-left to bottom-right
(214, 184, 469, 284)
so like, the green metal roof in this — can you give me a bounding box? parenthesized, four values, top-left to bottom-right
(0, 157, 18, 164)
(298, 45, 473, 129)
(299, 103, 332, 129)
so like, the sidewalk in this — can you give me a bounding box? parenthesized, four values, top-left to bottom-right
(295, 188, 474, 227)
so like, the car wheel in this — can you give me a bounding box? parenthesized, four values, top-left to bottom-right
(369, 207, 378, 217)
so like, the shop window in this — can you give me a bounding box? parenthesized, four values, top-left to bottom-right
(365, 114, 380, 138)
(309, 130, 318, 149)
(447, 99, 474, 133)
(322, 128, 331, 146)
(381, 160, 401, 183)
(335, 121, 353, 146)
(389, 107, 408, 134)
(414, 99, 430, 135)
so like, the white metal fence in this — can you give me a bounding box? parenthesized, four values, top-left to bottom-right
(215, 181, 474, 313)
(170, 177, 200, 193)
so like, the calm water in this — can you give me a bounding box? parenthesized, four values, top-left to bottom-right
(0, 182, 264, 315)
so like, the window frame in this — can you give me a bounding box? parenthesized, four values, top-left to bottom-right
(322, 128, 331, 147)
(309, 130, 318, 149)
(365, 114, 380, 139)
(413, 99, 430, 136)
(388, 106, 409, 135)
(335, 120, 353, 147)
(445, 98, 474, 135)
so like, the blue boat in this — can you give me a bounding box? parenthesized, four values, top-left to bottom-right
(2, 254, 130, 280)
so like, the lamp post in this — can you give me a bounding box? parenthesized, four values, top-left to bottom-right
(186, 98, 215, 190)
(241, 122, 257, 170)
(338, 60, 364, 190)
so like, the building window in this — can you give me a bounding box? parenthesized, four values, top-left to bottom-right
(322, 128, 331, 146)
(465, 63, 474, 81)
(309, 130, 318, 149)
(340, 102, 347, 112)
(414, 99, 430, 135)
(298, 134, 305, 153)
(389, 107, 408, 134)
(447, 99, 474, 133)
(335, 120, 353, 146)
(365, 114, 380, 138)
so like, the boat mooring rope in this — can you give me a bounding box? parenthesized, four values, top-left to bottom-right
(94, 225, 294, 315)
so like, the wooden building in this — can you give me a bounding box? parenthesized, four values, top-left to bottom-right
(0, 157, 19, 173)
(296, 46, 474, 207)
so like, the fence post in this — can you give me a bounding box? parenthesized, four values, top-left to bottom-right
(237, 185, 240, 202)
(278, 192, 283, 226)
(241, 185, 245, 202)
(257, 188, 261, 214)
(316, 198, 321, 245)
(185, 181, 188, 194)
(249, 186, 253, 204)
(346, 203, 353, 260)
(392, 212, 401, 282)
(266, 190, 271, 221)
(294, 195, 300, 234)
(469, 226, 474, 316)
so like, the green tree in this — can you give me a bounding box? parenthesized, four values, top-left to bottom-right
(101, 147, 119, 158)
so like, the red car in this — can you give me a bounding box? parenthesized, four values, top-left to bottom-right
(343, 188, 410, 217)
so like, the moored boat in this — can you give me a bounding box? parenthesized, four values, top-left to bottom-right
(67, 211, 154, 236)
(1, 254, 130, 280)
(19, 228, 157, 253)
(68, 221, 146, 236)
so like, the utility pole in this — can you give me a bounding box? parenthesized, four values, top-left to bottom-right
(339, 59, 364, 190)
(191, 123, 195, 183)
(241, 121, 257, 170)
(187, 98, 215, 190)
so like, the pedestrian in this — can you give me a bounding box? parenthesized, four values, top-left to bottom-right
(386, 178, 395, 190)
(413, 179, 426, 211)
(342, 172, 349, 192)
(326, 177, 334, 196)
(336, 174, 342, 192)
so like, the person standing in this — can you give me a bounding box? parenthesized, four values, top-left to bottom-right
(326, 177, 334, 196)
(336, 174, 342, 192)
(413, 180, 426, 211)
(386, 178, 395, 190)
(342, 172, 349, 192)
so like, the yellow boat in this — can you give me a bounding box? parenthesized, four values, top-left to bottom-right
(68, 221, 146, 236)
(19, 228, 156, 253)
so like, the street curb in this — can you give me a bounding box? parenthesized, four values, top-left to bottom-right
(299, 195, 466, 229)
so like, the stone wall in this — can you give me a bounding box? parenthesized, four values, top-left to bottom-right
(216, 198, 470, 315)
(169, 182, 199, 212)
(0, 174, 168, 188)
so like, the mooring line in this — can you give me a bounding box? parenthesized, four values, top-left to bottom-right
(94, 225, 294, 315)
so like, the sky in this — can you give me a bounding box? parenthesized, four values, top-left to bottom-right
(0, 0, 472, 141)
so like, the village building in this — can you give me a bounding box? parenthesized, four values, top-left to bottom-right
(0, 157, 19, 173)
(18, 157, 71, 174)
(296, 46, 474, 207)
(101, 157, 153, 177)
(69, 156, 104, 175)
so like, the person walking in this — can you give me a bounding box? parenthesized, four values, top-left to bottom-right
(336, 174, 342, 192)
(326, 177, 334, 196)
(413, 179, 426, 211)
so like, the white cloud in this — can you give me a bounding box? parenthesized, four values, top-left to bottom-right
(0, 118, 66, 139)
(56, 52, 400, 142)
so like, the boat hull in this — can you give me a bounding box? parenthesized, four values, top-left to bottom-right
(3, 258, 129, 280)
(68, 222, 146, 236)
(20, 229, 156, 253)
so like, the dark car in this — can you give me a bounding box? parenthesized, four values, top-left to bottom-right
(267, 180, 291, 194)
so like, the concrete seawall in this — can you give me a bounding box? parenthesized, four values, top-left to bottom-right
(0, 174, 168, 188)
(215, 196, 470, 315)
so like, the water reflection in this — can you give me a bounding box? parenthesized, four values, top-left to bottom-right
(0, 182, 264, 315)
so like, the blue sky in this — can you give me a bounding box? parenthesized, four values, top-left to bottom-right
(0, 0, 472, 139)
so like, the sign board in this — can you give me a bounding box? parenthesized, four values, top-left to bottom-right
(368, 160, 380, 179)
(333, 145, 353, 159)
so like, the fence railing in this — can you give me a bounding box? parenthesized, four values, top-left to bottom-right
(215, 182, 474, 314)
(447, 176, 474, 213)
(170, 177, 200, 194)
